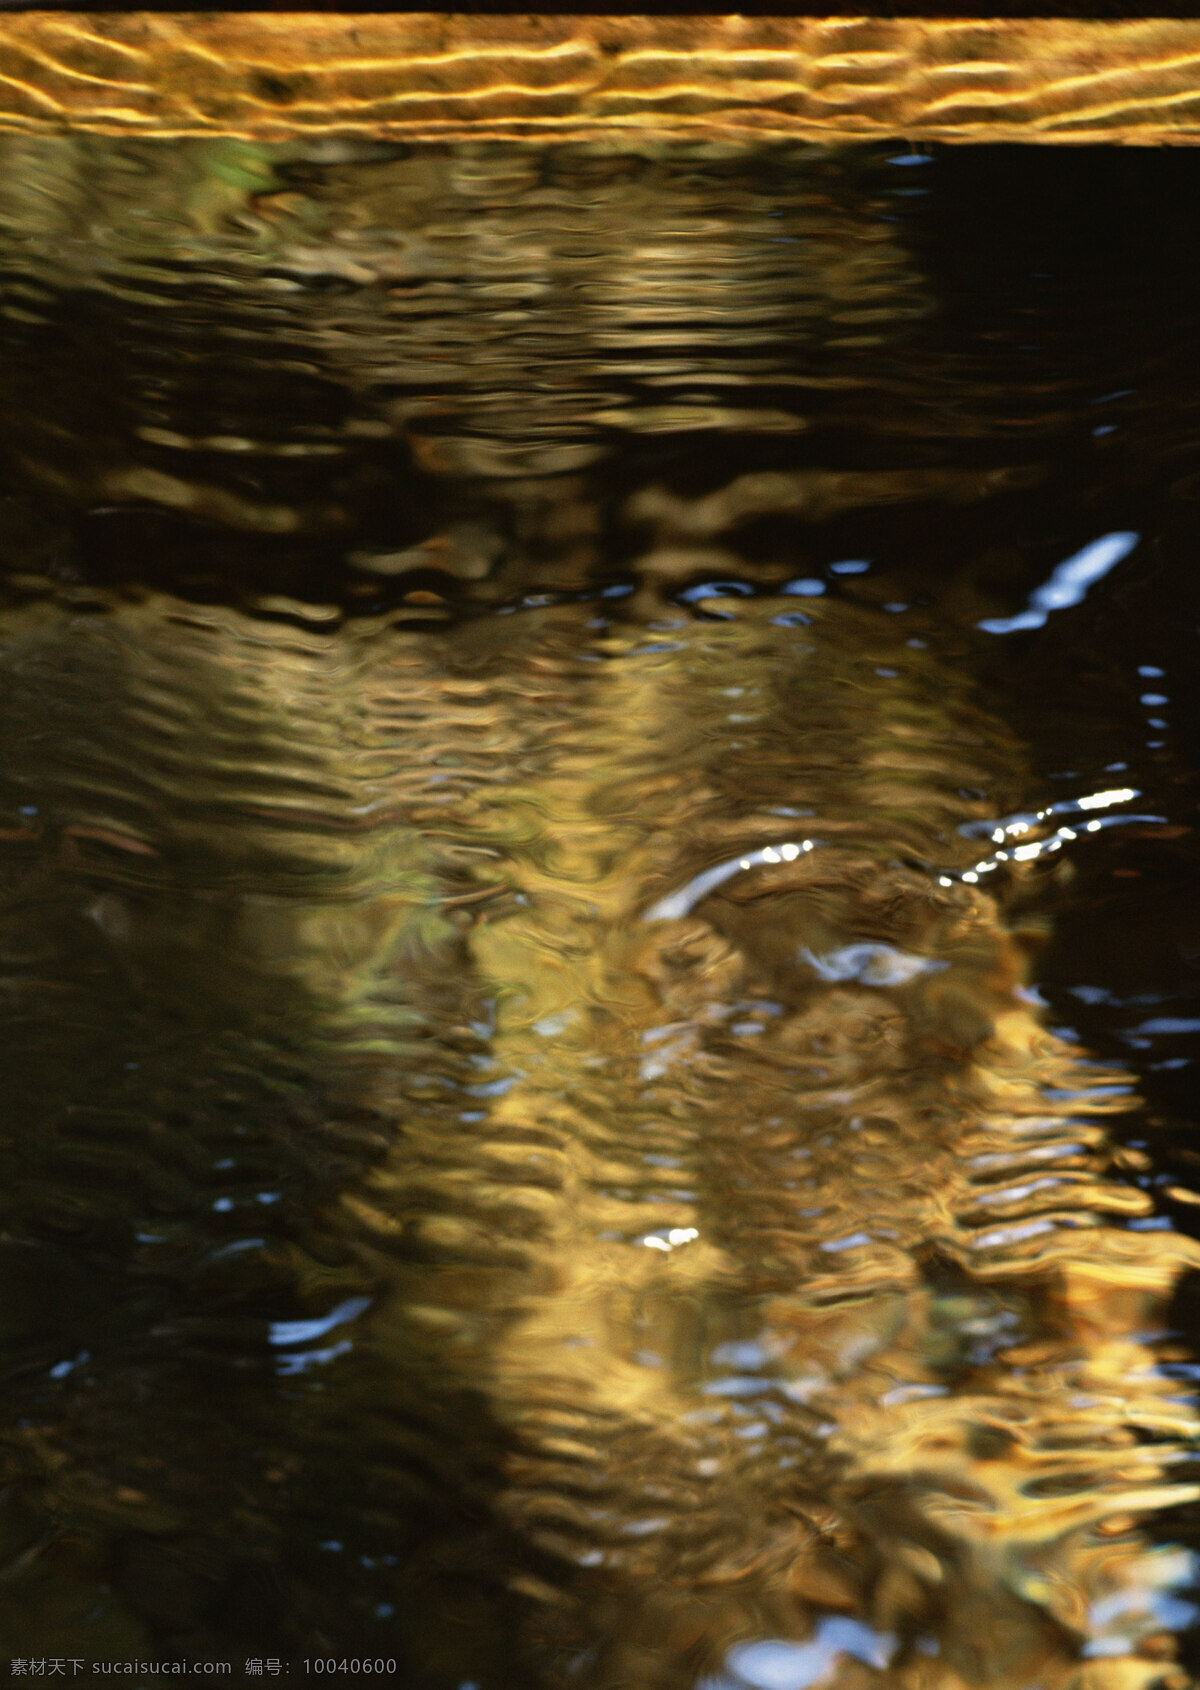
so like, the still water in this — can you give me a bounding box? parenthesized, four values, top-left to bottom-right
(0, 137, 1197, 1688)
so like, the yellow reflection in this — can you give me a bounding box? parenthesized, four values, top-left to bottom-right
(0, 580, 1192, 1685)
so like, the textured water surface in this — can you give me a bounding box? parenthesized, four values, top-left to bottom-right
(0, 140, 1197, 1689)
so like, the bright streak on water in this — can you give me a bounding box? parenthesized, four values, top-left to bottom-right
(949, 788, 1163, 882)
(269, 1295, 372, 1349)
(643, 841, 812, 922)
(978, 531, 1140, 633)
(1070, 787, 1138, 811)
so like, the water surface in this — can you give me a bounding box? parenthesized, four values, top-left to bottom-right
(0, 139, 1197, 1689)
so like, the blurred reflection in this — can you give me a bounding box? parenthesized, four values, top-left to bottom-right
(978, 533, 1141, 636)
(0, 138, 1193, 1690)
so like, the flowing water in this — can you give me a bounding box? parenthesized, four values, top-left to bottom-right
(0, 138, 1198, 1689)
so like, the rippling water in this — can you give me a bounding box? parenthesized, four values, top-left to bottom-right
(0, 138, 1198, 1688)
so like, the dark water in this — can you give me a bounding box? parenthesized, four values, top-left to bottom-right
(0, 138, 1198, 1689)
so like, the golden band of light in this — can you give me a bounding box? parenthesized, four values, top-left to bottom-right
(0, 15, 1199, 143)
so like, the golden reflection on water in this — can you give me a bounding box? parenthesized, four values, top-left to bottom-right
(0, 583, 1194, 1687)
(0, 137, 1193, 1688)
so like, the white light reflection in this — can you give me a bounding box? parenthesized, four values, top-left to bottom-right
(978, 532, 1139, 634)
(703, 1618, 897, 1690)
(269, 1295, 371, 1349)
(644, 841, 813, 921)
(945, 788, 1164, 885)
(1082, 1547, 1200, 1659)
(640, 1227, 700, 1252)
(643, 791, 1166, 917)
(1074, 787, 1138, 811)
(801, 942, 946, 987)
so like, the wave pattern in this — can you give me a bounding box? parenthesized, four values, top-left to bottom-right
(0, 583, 1194, 1687)
(0, 140, 1193, 1688)
(0, 19, 1192, 145)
